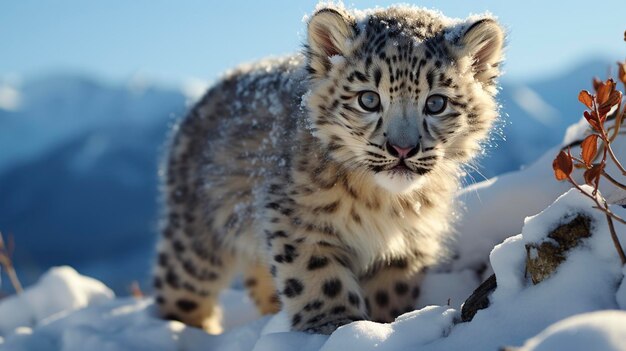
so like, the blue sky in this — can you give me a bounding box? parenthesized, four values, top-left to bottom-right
(1, 0, 624, 86)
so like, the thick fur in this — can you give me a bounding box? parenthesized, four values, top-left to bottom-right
(153, 4, 504, 334)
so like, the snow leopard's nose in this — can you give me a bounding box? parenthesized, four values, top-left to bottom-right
(386, 141, 419, 159)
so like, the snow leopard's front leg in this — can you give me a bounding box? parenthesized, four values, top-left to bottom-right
(266, 225, 368, 334)
(359, 257, 424, 323)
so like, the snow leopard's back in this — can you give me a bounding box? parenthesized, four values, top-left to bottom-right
(163, 56, 306, 256)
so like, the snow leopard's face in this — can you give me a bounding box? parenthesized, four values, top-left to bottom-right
(305, 6, 504, 193)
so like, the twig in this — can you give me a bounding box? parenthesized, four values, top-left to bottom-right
(605, 206, 626, 265)
(567, 176, 626, 226)
(605, 142, 626, 175)
(602, 171, 626, 191)
(608, 104, 624, 142)
(595, 101, 626, 175)
(0, 232, 23, 294)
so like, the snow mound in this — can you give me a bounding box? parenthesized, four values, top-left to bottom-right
(0, 269, 263, 351)
(517, 310, 626, 351)
(0, 266, 113, 335)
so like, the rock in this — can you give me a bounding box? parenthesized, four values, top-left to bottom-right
(460, 274, 497, 322)
(525, 214, 592, 284)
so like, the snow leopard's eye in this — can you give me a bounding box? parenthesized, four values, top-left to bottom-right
(425, 94, 447, 115)
(357, 91, 381, 112)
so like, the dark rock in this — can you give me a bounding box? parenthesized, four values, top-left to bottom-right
(525, 214, 592, 285)
(460, 274, 497, 322)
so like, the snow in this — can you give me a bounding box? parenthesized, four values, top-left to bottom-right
(0, 267, 113, 335)
(2, 173, 625, 350)
(517, 311, 626, 351)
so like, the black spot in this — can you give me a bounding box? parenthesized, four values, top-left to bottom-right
(322, 279, 342, 298)
(265, 202, 280, 210)
(292, 313, 302, 326)
(172, 240, 185, 253)
(283, 244, 298, 262)
(373, 68, 382, 87)
(283, 278, 304, 298)
(348, 292, 360, 307)
(182, 259, 197, 276)
(244, 278, 257, 288)
(153, 277, 163, 289)
(158, 253, 168, 267)
(205, 271, 219, 281)
(354, 71, 368, 83)
(307, 256, 329, 270)
(304, 299, 324, 311)
(375, 291, 389, 307)
(426, 70, 435, 90)
(404, 305, 414, 313)
(331, 305, 347, 315)
(270, 265, 277, 277)
(394, 282, 409, 296)
(411, 286, 421, 299)
(333, 254, 351, 268)
(389, 258, 408, 269)
(365, 298, 371, 314)
(155, 296, 165, 305)
(314, 201, 340, 214)
(176, 299, 198, 312)
(390, 308, 400, 318)
(307, 313, 327, 325)
(165, 270, 180, 289)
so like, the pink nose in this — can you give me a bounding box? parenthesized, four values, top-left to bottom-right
(392, 145, 413, 157)
(386, 141, 419, 158)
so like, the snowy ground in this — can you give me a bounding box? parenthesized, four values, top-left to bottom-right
(1, 118, 625, 350)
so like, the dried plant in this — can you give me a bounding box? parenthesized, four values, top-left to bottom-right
(130, 281, 144, 299)
(0, 231, 23, 293)
(552, 52, 626, 265)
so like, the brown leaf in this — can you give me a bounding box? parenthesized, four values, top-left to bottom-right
(578, 90, 594, 109)
(596, 79, 616, 105)
(583, 163, 604, 187)
(598, 90, 622, 117)
(580, 134, 599, 166)
(592, 77, 603, 92)
(584, 111, 601, 131)
(599, 90, 622, 116)
(553, 150, 573, 181)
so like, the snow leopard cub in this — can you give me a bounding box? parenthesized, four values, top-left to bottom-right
(153, 4, 504, 334)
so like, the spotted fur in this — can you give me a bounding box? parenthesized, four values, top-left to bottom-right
(153, 4, 505, 334)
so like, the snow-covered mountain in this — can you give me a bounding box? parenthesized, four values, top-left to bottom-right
(0, 76, 189, 292)
(486, 58, 612, 176)
(0, 58, 613, 293)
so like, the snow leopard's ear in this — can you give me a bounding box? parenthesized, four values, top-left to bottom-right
(306, 7, 357, 77)
(450, 18, 505, 86)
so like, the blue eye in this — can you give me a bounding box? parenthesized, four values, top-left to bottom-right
(358, 91, 381, 112)
(425, 94, 447, 115)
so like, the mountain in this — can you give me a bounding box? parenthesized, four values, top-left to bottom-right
(0, 76, 188, 292)
(479, 58, 611, 178)
(0, 58, 614, 293)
